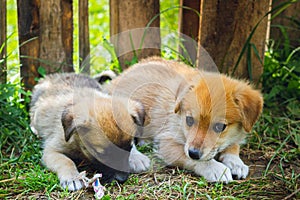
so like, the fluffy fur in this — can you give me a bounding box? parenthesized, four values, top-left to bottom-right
(103, 57, 263, 182)
(30, 73, 147, 191)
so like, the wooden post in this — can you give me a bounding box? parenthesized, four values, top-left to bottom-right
(62, 0, 74, 71)
(17, 0, 40, 90)
(18, 0, 73, 90)
(178, 0, 200, 65)
(79, 0, 90, 74)
(0, 0, 7, 84)
(110, 0, 161, 69)
(39, 0, 73, 73)
(198, 0, 270, 84)
(270, 0, 300, 49)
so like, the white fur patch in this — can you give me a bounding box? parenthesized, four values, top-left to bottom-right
(60, 175, 85, 191)
(219, 154, 249, 179)
(194, 159, 233, 183)
(129, 144, 151, 173)
(30, 125, 38, 135)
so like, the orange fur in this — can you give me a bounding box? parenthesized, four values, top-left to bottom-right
(221, 144, 240, 155)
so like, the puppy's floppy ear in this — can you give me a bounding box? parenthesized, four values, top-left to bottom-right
(94, 70, 117, 84)
(61, 107, 75, 142)
(234, 84, 263, 132)
(128, 100, 145, 126)
(174, 83, 194, 114)
(61, 107, 90, 142)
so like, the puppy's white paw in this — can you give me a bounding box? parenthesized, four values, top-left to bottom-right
(219, 154, 249, 179)
(60, 178, 85, 191)
(129, 145, 151, 173)
(59, 171, 88, 191)
(194, 159, 233, 183)
(30, 125, 39, 135)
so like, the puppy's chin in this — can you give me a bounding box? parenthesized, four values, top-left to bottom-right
(79, 139, 132, 183)
(90, 161, 130, 184)
(201, 152, 218, 161)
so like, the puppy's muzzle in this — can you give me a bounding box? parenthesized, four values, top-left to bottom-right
(188, 148, 203, 160)
(115, 171, 130, 183)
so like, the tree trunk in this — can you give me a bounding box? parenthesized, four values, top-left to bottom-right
(17, 0, 40, 90)
(270, 0, 300, 49)
(0, 0, 7, 84)
(79, 0, 90, 74)
(178, 0, 200, 65)
(39, 0, 73, 73)
(110, 0, 161, 69)
(198, 0, 270, 84)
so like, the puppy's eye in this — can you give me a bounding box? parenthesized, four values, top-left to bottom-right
(213, 123, 227, 133)
(186, 116, 194, 127)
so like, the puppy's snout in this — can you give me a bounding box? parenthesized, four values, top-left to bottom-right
(115, 171, 129, 183)
(188, 148, 203, 160)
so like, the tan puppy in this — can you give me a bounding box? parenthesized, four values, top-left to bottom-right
(30, 73, 148, 191)
(104, 57, 263, 183)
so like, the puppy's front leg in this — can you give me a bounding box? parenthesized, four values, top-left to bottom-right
(177, 158, 233, 183)
(129, 144, 151, 173)
(42, 148, 84, 191)
(159, 139, 233, 183)
(218, 143, 249, 179)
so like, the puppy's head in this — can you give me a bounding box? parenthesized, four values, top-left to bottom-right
(61, 93, 145, 183)
(175, 73, 263, 161)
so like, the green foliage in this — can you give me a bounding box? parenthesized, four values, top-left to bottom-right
(261, 1, 300, 120)
(259, 7, 300, 190)
(0, 84, 44, 198)
(0, 83, 36, 162)
(6, 0, 20, 83)
(262, 44, 300, 106)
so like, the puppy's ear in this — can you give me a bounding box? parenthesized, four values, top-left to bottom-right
(174, 101, 181, 114)
(174, 84, 194, 114)
(94, 70, 117, 84)
(234, 85, 263, 132)
(61, 107, 90, 142)
(128, 100, 145, 126)
(61, 108, 76, 142)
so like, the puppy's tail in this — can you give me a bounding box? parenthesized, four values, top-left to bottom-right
(93, 70, 117, 85)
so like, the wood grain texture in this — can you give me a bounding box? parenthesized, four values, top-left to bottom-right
(79, 0, 90, 74)
(17, 0, 40, 90)
(271, 0, 300, 48)
(179, 0, 200, 64)
(198, 0, 270, 83)
(39, 0, 73, 73)
(109, 0, 161, 69)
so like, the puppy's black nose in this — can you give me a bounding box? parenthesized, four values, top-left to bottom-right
(188, 148, 202, 160)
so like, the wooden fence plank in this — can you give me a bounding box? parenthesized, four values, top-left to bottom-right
(271, 0, 300, 48)
(198, 0, 270, 84)
(0, 0, 7, 84)
(17, 0, 40, 90)
(39, 0, 73, 73)
(178, 0, 200, 64)
(79, 0, 90, 74)
(62, 0, 74, 71)
(109, 0, 161, 69)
